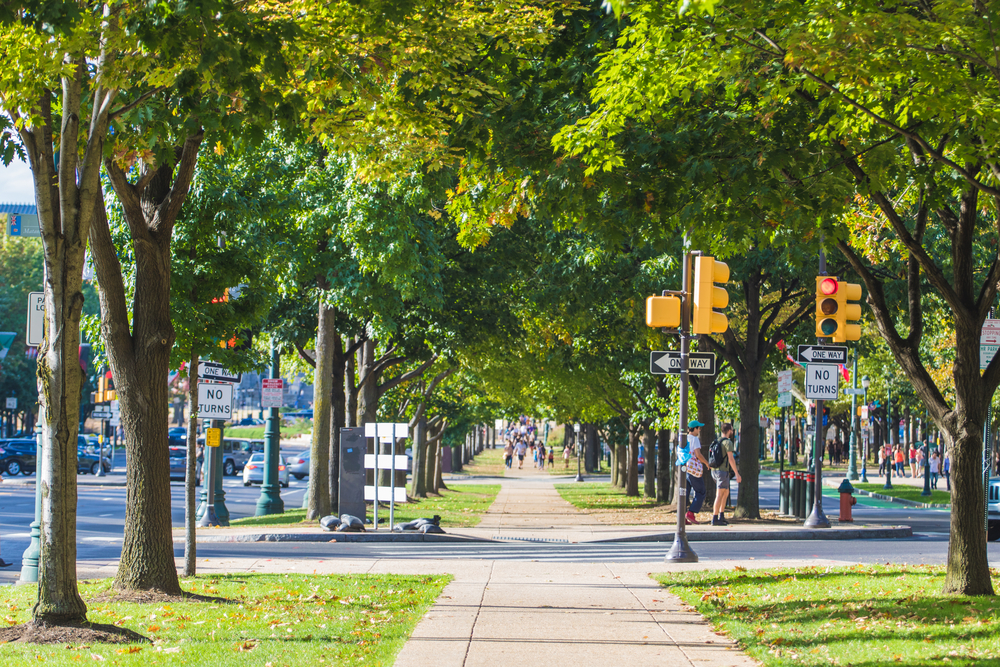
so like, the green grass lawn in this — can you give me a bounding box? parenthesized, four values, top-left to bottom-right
(852, 481, 951, 505)
(226, 420, 313, 440)
(658, 564, 1000, 666)
(554, 482, 661, 510)
(463, 447, 506, 477)
(0, 573, 448, 665)
(230, 483, 500, 529)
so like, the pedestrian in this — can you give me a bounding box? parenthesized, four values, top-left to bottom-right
(929, 450, 940, 489)
(895, 446, 905, 476)
(710, 423, 741, 526)
(515, 438, 527, 469)
(943, 451, 951, 490)
(538, 444, 546, 470)
(909, 444, 918, 478)
(503, 441, 514, 469)
(678, 419, 710, 525)
(915, 444, 925, 478)
(547, 447, 554, 468)
(878, 446, 885, 476)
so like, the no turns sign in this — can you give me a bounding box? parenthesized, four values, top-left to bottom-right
(197, 382, 233, 420)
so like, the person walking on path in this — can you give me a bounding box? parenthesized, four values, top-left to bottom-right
(515, 438, 528, 469)
(678, 420, 710, 525)
(547, 447, 554, 468)
(929, 450, 940, 489)
(503, 441, 514, 469)
(909, 444, 918, 478)
(895, 446, 906, 477)
(710, 423, 741, 526)
(537, 444, 546, 470)
(943, 451, 951, 490)
(563, 445, 571, 469)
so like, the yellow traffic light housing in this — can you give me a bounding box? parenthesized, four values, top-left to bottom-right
(835, 281, 862, 342)
(96, 371, 116, 403)
(645, 295, 681, 329)
(692, 256, 730, 334)
(815, 276, 839, 337)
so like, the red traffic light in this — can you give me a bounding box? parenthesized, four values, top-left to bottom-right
(819, 278, 838, 295)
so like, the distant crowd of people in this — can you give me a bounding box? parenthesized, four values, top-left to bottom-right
(500, 416, 569, 471)
(877, 443, 949, 489)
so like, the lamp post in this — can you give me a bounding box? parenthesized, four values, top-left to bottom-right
(574, 423, 584, 482)
(256, 338, 284, 516)
(848, 357, 860, 480)
(861, 376, 870, 483)
(884, 384, 893, 490)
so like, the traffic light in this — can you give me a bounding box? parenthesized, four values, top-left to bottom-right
(815, 276, 862, 342)
(692, 256, 730, 334)
(96, 370, 116, 403)
(645, 295, 680, 329)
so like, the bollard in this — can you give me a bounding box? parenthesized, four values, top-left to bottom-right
(779, 470, 789, 515)
(791, 471, 802, 518)
(838, 478, 857, 522)
(805, 471, 815, 520)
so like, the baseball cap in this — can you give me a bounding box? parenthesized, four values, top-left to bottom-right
(688, 420, 704, 429)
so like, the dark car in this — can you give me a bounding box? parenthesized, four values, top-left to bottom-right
(169, 444, 191, 481)
(282, 410, 313, 420)
(0, 439, 37, 476)
(77, 447, 111, 475)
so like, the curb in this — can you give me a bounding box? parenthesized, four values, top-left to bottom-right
(183, 525, 912, 543)
(594, 525, 912, 542)
(184, 532, 486, 543)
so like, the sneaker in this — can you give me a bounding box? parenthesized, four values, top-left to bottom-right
(685, 511, 698, 525)
(711, 516, 726, 526)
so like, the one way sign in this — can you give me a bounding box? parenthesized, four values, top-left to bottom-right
(797, 345, 848, 364)
(650, 351, 717, 376)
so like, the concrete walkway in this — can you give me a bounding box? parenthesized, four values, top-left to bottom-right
(391, 465, 759, 667)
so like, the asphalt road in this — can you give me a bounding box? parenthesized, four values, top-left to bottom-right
(0, 470, 994, 587)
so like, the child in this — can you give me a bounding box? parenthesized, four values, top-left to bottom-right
(548, 448, 554, 468)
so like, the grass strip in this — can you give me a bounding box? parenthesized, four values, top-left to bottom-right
(462, 448, 506, 477)
(851, 482, 950, 505)
(230, 484, 500, 528)
(226, 421, 313, 440)
(554, 482, 661, 510)
(0, 573, 448, 665)
(657, 564, 1000, 666)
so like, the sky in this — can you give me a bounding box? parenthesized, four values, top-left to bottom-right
(0, 158, 35, 204)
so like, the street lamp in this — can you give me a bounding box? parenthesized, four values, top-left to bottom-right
(861, 376, 870, 483)
(574, 423, 584, 482)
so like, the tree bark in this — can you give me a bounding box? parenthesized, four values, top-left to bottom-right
(642, 425, 656, 499)
(329, 332, 345, 514)
(657, 428, 673, 503)
(625, 424, 640, 497)
(345, 336, 357, 428)
(410, 416, 427, 498)
(307, 302, 334, 520)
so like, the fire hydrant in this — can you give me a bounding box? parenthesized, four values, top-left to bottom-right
(838, 479, 857, 522)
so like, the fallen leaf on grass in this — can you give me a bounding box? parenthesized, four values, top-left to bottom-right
(236, 640, 258, 652)
(89, 654, 105, 661)
(117, 647, 143, 655)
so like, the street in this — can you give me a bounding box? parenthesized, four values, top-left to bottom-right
(0, 471, 993, 588)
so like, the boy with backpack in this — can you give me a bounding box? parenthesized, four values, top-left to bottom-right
(708, 422, 741, 526)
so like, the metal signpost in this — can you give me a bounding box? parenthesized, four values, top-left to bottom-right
(256, 340, 284, 516)
(199, 427, 223, 527)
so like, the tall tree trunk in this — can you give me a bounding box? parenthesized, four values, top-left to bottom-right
(642, 425, 656, 499)
(585, 423, 598, 472)
(183, 354, 199, 577)
(410, 416, 427, 498)
(695, 365, 718, 510)
(625, 424, 640, 497)
(345, 337, 357, 428)
(734, 369, 763, 520)
(329, 332, 345, 514)
(307, 302, 334, 520)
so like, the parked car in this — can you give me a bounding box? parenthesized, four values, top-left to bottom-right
(0, 439, 37, 476)
(235, 417, 264, 426)
(286, 450, 309, 480)
(988, 477, 1000, 542)
(77, 447, 111, 475)
(282, 409, 313, 420)
(168, 427, 187, 439)
(242, 452, 289, 487)
(195, 437, 262, 476)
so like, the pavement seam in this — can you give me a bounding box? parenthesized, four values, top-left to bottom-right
(604, 561, 696, 667)
(461, 559, 495, 667)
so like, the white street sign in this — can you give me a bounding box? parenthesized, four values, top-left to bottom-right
(843, 387, 866, 395)
(5, 397, 15, 410)
(261, 378, 284, 408)
(777, 370, 793, 394)
(805, 363, 839, 400)
(197, 382, 234, 420)
(777, 391, 792, 407)
(26, 292, 43, 346)
(981, 319, 1000, 370)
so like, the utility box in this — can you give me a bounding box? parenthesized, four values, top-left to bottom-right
(339, 427, 366, 520)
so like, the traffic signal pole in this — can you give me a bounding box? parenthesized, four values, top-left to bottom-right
(805, 249, 831, 529)
(666, 251, 698, 563)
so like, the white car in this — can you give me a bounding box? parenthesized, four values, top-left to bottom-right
(287, 450, 309, 480)
(242, 452, 290, 487)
